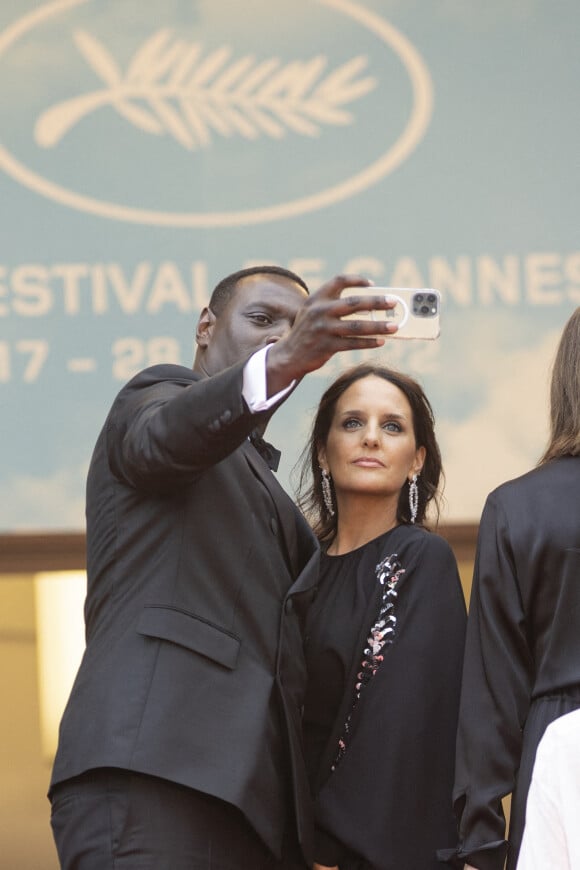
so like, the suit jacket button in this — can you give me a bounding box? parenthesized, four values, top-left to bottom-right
(220, 410, 232, 424)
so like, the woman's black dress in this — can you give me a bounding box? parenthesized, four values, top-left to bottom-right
(451, 456, 580, 870)
(302, 523, 467, 870)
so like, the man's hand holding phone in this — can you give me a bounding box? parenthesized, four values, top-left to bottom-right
(340, 286, 441, 340)
(265, 275, 399, 394)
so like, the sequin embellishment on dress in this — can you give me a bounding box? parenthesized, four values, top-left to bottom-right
(331, 553, 405, 771)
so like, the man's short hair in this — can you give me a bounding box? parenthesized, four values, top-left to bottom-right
(208, 265, 309, 315)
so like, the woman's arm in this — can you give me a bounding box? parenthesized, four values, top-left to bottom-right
(453, 494, 534, 868)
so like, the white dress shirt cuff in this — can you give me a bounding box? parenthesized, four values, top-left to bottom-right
(243, 345, 295, 412)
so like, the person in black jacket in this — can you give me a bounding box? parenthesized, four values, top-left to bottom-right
(48, 266, 398, 870)
(451, 307, 580, 870)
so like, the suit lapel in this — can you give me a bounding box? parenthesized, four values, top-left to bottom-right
(243, 440, 316, 580)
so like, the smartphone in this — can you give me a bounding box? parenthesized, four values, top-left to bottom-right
(340, 287, 441, 340)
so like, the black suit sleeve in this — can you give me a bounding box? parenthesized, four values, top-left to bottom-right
(105, 362, 267, 490)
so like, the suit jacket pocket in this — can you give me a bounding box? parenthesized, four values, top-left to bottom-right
(137, 605, 240, 670)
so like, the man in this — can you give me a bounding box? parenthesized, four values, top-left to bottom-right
(49, 265, 396, 869)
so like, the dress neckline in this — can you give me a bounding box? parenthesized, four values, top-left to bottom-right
(322, 524, 403, 559)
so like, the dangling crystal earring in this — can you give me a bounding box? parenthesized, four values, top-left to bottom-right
(321, 468, 335, 517)
(408, 473, 419, 524)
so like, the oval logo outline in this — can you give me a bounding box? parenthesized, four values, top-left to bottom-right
(0, 0, 433, 227)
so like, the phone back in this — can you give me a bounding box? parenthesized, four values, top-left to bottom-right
(341, 286, 441, 340)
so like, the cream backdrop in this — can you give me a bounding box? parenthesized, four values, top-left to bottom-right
(0, 0, 578, 529)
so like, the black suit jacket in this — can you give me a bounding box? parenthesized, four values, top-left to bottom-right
(50, 361, 319, 862)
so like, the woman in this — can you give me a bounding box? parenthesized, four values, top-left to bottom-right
(451, 307, 580, 870)
(296, 363, 467, 870)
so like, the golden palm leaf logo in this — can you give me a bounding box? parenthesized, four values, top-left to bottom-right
(35, 28, 377, 149)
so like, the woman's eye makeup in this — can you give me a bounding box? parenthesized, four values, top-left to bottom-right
(339, 416, 404, 432)
(340, 415, 405, 432)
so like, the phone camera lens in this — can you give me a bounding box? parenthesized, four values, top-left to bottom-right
(420, 305, 429, 315)
(427, 294, 436, 304)
(414, 293, 424, 303)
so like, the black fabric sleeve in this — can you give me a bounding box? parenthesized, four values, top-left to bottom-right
(106, 362, 266, 489)
(451, 494, 534, 869)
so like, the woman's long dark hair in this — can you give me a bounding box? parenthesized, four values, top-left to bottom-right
(539, 306, 580, 464)
(296, 364, 443, 542)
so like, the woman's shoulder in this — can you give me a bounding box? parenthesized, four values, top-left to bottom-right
(488, 456, 580, 504)
(382, 527, 464, 613)
(385, 524, 457, 568)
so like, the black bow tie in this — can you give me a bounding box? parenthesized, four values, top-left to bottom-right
(249, 431, 281, 472)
